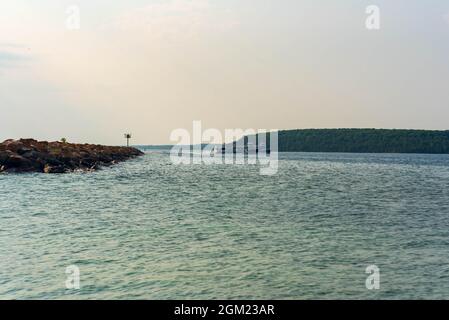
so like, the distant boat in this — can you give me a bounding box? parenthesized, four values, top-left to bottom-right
(212, 145, 225, 155)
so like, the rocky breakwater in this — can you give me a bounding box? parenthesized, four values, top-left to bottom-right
(0, 139, 144, 173)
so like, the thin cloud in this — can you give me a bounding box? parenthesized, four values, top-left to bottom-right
(0, 51, 23, 67)
(103, 0, 239, 39)
(0, 46, 31, 69)
(0, 43, 27, 49)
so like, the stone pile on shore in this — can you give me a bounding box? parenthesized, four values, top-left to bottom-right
(0, 139, 144, 173)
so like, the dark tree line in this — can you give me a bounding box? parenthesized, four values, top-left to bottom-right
(253, 129, 449, 154)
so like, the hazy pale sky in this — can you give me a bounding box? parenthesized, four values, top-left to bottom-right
(1, 0, 449, 145)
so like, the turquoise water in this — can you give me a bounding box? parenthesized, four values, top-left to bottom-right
(1, 151, 449, 299)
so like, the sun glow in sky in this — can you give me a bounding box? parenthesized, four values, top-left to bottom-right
(1, 0, 449, 144)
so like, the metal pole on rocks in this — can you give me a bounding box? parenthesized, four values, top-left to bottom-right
(124, 133, 132, 147)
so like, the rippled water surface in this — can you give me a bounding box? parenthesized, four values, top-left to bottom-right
(1, 151, 449, 299)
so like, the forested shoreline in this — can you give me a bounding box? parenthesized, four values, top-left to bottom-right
(260, 129, 449, 154)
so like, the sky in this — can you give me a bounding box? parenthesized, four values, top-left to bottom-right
(1, 0, 449, 145)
